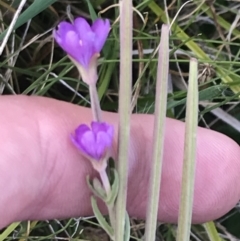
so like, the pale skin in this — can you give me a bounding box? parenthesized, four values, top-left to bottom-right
(1, 95, 240, 229)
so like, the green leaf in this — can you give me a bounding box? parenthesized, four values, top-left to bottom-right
(0, 0, 58, 41)
(204, 221, 224, 241)
(0, 222, 20, 241)
(91, 196, 114, 239)
(86, 176, 106, 200)
(167, 85, 226, 109)
(106, 169, 119, 205)
(98, 41, 118, 101)
(85, 0, 98, 20)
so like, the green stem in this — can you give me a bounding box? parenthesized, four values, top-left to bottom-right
(89, 84, 102, 122)
(99, 170, 116, 237)
(115, 1, 132, 240)
(144, 24, 169, 241)
(176, 58, 198, 241)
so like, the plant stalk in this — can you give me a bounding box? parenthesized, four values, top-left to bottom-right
(89, 84, 102, 122)
(176, 58, 198, 241)
(144, 24, 169, 241)
(99, 170, 116, 236)
(115, 0, 133, 240)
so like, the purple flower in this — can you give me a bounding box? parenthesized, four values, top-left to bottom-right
(71, 122, 114, 162)
(53, 17, 110, 68)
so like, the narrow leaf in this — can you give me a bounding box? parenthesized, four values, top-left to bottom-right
(87, 176, 106, 200)
(0, 0, 58, 41)
(85, 0, 98, 20)
(106, 169, 119, 205)
(204, 221, 224, 241)
(91, 196, 114, 238)
(0, 222, 20, 241)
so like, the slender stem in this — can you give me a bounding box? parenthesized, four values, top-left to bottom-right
(99, 169, 111, 195)
(144, 24, 169, 241)
(89, 84, 102, 122)
(115, 0, 132, 240)
(176, 58, 198, 241)
(99, 170, 116, 237)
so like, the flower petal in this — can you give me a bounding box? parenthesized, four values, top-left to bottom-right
(70, 124, 90, 153)
(53, 21, 75, 45)
(75, 124, 89, 141)
(54, 22, 88, 66)
(74, 18, 92, 38)
(98, 131, 112, 147)
(65, 31, 84, 60)
(91, 19, 110, 52)
(70, 134, 84, 151)
(73, 18, 96, 66)
(80, 131, 100, 159)
(91, 121, 112, 134)
(91, 122, 114, 148)
(95, 131, 111, 158)
(54, 22, 79, 53)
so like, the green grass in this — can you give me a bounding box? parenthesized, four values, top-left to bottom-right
(1, 0, 240, 240)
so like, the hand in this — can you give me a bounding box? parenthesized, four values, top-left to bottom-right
(0, 95, 240, 229)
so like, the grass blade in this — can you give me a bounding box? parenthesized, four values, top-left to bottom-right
(0, 0, 58, 41)
(204, 221, 224, 241)
(0, 222, 20, 241)
(147, 1, 240, 94)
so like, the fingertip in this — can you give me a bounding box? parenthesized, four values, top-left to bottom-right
(160, 119, 240, 223)
(193, 129, 240, 223)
